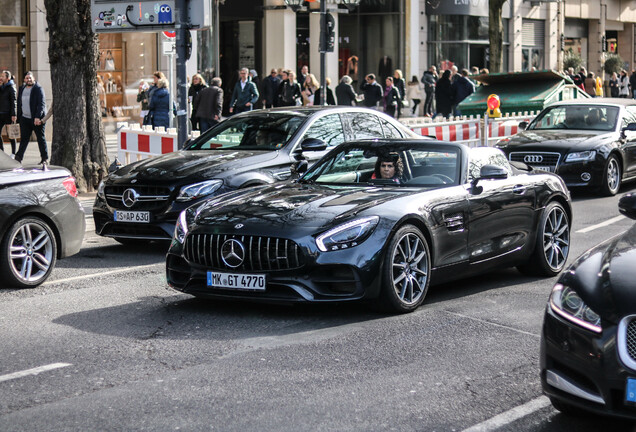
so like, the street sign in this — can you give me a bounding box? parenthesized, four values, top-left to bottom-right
(163, 30, 176, 38)
(91, 0, 210, 33)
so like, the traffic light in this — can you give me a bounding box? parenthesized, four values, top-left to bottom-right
(320, 12, 335, 52)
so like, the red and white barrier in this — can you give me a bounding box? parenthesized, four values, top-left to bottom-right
(117, 123, 200, 164)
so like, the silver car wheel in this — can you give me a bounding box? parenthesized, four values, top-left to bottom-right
(606, 157, 620, 194)
(391, 232, 429, 306)
(9, 220, 55, 283)
(542, 205, 570, 271)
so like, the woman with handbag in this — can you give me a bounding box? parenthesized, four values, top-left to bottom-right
(0, 70, 17, 156)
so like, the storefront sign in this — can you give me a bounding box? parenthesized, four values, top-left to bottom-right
(425, 0, 510, 18)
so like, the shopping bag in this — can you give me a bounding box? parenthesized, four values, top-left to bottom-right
(7, 123, 20, 140)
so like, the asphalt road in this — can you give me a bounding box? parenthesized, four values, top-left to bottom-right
(1, 184, 636, 431)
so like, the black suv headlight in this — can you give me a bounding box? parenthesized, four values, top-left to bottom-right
(549, 283, 602, 333)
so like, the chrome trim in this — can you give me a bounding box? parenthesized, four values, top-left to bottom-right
(509, 151, 561, 168)
(617, 315, 636, 371)
(546, 369, 605, 405)
(106, 194, 170, 202)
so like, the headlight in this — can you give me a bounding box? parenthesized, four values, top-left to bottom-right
(496, 138, 510, 147)
(565, 150, 596, 162)
(549, 283, 602, 333)
(316, 216, 379, 252)
(176, 179, 223, 202)
(174, 210, 188, 243)
(97, 180, 105, 198)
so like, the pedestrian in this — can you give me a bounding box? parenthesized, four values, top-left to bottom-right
(335, 75, 357, 106)
(0, 70, 17, 157)
(630, 70, 636, 99)
(619, 70, 630, 98)
(301, 73, 319, 106)
(406, 75, 423, 117)
(609, 72, 619, 98)
(229, 67, 259, 114)
(194, 77, 223, 133)
(298, 65, 309, 87)
(584, 72, 596, 97)
(577, 68, 587, 92)
(435, 69, 453, 119)
(14, 72, 48, 164)
(451, 69, 475, 116)
(382, 77, 401, 118)
(136, 79, 149, 124)
(148, 77, 171, 129)
(595, 74, 604, 97)
(249, 69, 262, 108)
(263, 68, 281, 108)
(314, 77, 336, 105)
(393, 69, 406, 119)
(421, 65, 438, 116)
(360, 74, 383, 109)
(450, 65, 459, 83)
(144, 71, 165, 125)
(188, 73, 207, 130)
(276, 69, 302, 107)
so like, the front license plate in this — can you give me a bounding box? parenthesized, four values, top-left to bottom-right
(533, 166, 554, 173)
(626, 378, 636, 403)
(207, 271, 266, 291)
(114, 210, 150, 223)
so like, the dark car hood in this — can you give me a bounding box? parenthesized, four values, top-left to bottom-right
(111, 149, 278, 183)
(503, 129, 615, 152)
(0, 166, 70, 187)
(193, 182, 419, 232)
(563, 224, 636, 322)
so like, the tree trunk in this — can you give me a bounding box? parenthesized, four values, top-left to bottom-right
(44, 0, 108, 193)
(489, 0, 507, 73)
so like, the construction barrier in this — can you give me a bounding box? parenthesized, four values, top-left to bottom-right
(116, 123, 200, 165)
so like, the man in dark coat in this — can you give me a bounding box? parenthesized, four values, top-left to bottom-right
(195, 77, 224, 132)
(421, 66, 438, 116)
(360, 74, 383, 109)
(229, 67, 259, 114)
(451, 69, 475, 116)
(263, 69, 281, 108)
(0, 70, 17, 156)
(335, 75, 357, 106)
(15, 72, 48, 164)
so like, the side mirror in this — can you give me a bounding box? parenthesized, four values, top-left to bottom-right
(518, 121, 528, 131)
(300, 138, 327, 152)
(620, 122, 636, 139)
(619, 193, 636, 220)
(108, 157, 122, 173)
(471, 164, 508, 190)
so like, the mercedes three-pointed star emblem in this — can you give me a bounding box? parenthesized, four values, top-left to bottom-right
(122, 188, 139, 208)
(221, 239, 246, 268)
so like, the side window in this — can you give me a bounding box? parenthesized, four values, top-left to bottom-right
(468, 148, 512, 181)
(302, 114, 346, 147)
(346, 113, 384, 139)
(380, 118, 403, 138)
(623, 107, 636, 128)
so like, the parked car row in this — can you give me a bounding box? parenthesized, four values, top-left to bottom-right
(4, 104, 636, 421)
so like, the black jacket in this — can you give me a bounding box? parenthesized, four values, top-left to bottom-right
(0, 80, 16, 116)
(263, 75, 281, 105)
(422, 71, 437, 92)
(277, 79, 302, 107)
(335, 82, 356, 106)
(314, 87, 336, 106)
(17, 82, 46, 120)
(361, 81, 383, 107)
(435, 78, 453, 116)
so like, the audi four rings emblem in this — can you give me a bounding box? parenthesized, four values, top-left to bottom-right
(122, 188, 139, 208)
(221, 239, 246, 268)
(524, 155, 544, 163)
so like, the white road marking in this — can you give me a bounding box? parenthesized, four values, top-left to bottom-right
(443, 311, 540, 338)
(0, 363, 72, 383)
(576, 215, 626, 233)
(461, 396, 551, 432)
(43, 263, 163, 286)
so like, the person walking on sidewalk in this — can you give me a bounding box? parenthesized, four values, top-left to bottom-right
(194, 77, 223, 132)
(0, 70, 17, 157)
(15, 72, 48, 164)
(229, 67, 259, 114)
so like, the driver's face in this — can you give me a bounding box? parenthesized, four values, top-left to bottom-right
(380, 162, 396, 179)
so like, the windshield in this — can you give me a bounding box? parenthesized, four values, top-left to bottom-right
(530, 105, 619, 131)
(300, 143, 461, 187)
(186, 112, 306, 151)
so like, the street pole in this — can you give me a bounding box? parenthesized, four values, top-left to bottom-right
(175, 0, 189, 148)
(319, 0, 327, 105)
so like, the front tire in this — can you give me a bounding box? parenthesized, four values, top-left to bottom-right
(518, 202, 570, 276)
(378, 225, 431, 313)
(600, 154, 621, 196)
(1, 216, 58, 288)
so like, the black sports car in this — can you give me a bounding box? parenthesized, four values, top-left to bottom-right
(496, 98, 636, 196)
(0, 152, 85, 288)
(93, 107, 418, 244)
(540, 192, 636, 420)
(166, 140, 572, 313)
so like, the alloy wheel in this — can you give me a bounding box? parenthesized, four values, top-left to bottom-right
(9, 220, 55, 284)
(606, 157, 620, 194)
(542, 205, 569, 271)
(391, 232, 429, 305)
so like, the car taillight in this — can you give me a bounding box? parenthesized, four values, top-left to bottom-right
(62, 176, 78, 197)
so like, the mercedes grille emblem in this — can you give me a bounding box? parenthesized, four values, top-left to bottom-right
(234, 224, 244, 229)
(122, 188, 139, 208)
(221, 239, 246, 268)
(524, 155, 544, 164)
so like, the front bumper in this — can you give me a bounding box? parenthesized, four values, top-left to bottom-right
(556, 159, 606, 189)
(540, 306, 636, 420)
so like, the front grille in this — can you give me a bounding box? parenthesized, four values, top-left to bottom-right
(509, 152, 561, 172)
(105, 184, 171, 211)
(184, 233, 305, 271)
(626, 320, 636, 361)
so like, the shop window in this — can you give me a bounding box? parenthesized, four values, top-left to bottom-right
(0, 0, 27, 26)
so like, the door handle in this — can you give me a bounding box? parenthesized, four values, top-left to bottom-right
(513, 185, 526, 195)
